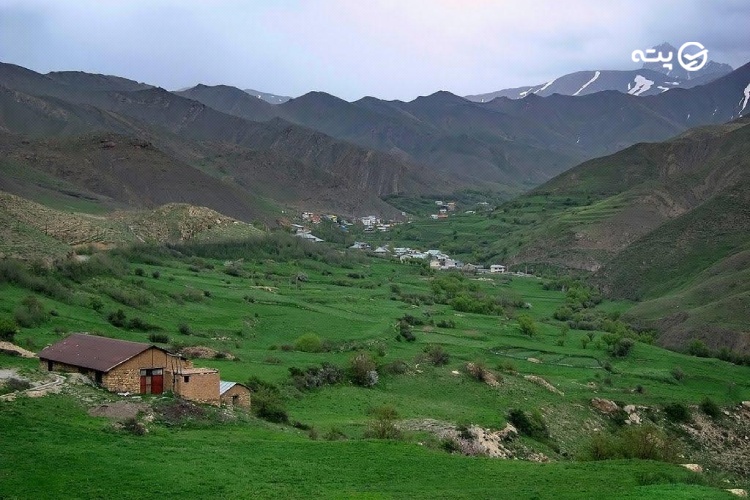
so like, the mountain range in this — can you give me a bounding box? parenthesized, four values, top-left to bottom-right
(1, 57, 749, 353)
(0, 59, 749, 225)
(465, 42, 734, 101)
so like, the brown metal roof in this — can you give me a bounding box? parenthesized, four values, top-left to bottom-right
(38, 333, 162, 372)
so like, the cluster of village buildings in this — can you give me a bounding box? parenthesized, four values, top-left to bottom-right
(349, 242, 506, 273)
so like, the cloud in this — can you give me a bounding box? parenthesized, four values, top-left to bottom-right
(0, 0, 747, 100)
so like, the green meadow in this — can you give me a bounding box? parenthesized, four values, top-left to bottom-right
(1, 236, 748, 498)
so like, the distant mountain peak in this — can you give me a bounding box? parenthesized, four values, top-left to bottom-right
(413, 90, 466, 105)
(243, 88, 292, 105)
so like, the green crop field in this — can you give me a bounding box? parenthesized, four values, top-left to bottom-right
(1, 236, 748, 498)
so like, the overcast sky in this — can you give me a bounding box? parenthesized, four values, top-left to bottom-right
(1, 0, 748, 101)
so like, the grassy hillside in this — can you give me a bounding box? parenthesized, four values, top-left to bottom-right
(0, 191, 262, 259)
(372, 117, 750, 353)
(1, 237, 749, 497)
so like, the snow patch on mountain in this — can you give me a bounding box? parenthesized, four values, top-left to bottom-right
(628, 75, 654, 96)
(740, 83, 750, 114)
(573, 71, 600, 96)
(536, 79, 556, 94)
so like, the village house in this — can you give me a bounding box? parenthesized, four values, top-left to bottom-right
(38, 334, 249, 407)
(350, 241, 371, 250)
(220, 381, 252, 407)
(490, 264, 507, 273)
(294, 230, 324, 242)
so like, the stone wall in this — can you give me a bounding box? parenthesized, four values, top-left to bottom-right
(173, 371, 220, 406)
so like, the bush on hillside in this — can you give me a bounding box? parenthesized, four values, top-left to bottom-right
(423, 345, 451, 366)
(687, 339, 711, 358)
(252, 387, 289, 423)
(364, 405, 402, 440)
(349, 352, 378, 387)
(508, 408, 549, 440)
(699, 397, 721, 419)
(108, 309, 127, 328)
(14, 295, 48, 328)
(0, 317, 18, 341)
(294, 333, 326, 353)
(517, 315, 537, 336)
(608, 337, 635, 358)
(148, 333, 170, 344)
(663, 402, 691, 423)
(289, 362, 344, 391)
(582, 425, 678, 462)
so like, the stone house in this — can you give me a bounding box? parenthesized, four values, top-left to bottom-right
(220, 381, 252, 408)
(38, 333, 249, 407)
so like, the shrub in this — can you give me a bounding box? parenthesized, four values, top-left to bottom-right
(517, 314, 537, 336)
(294, 333, 325, 353)
(203, 290, 212, 298)
(424, 345, 450, 366)
(2, 377, 31, 393)
(582, 425, 677, 462)
(498, 360, 517, 374)
(324, 427, 347, 441)
(349, 352, 378, 387)
(151, 270, 160, 279)
(699, 397, 721, 419)
(436, 319, 456, 329)
(0, 317, 18, 341)
(101, 285, 151, 308)
(122, 417, 147, 436)
(663, 402, 691, 423)
(14, 295, 48, 328)
(383, 360, 409, 375)
(671, 366, 685, 382)
(364, 405, 402, 440)
(465, 361, 496, 383)
(108, 309, 127, 328)
(148, 333, 170, 344)
(508, 408, 549, 440)
(90, 296, 104, 312)
(134, 268, 145, 277)
(289, 362, 344, 391)
(252, 387, 289, 423)
(553, 306, 573, 321)
(687, 339, 711, 358)
(441, 438, 461, 453)
(609, 337, 635, 358)
(127, 317, 158, 332)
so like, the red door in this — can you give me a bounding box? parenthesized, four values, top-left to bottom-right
(139, 369, 164, 394)
(151, 374, 164, 395)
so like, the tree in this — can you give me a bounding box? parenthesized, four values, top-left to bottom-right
(517, 314, 537, 336)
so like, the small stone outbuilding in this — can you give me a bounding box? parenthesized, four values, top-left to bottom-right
(172, 367, 221, 406)
(220, 381, 252, 408)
